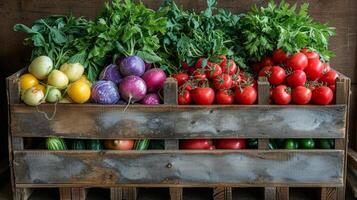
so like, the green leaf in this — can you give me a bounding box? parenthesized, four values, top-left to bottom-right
(137, 50, 162, 63)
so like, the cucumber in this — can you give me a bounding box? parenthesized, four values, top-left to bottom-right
(46, 137, 67, 150)
(134, 139, 150, 150)
(71, 140, 86, 150)
(86, 139, 103, 150)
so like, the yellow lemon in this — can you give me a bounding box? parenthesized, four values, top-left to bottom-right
(20, 74, 39, 90)
(67, 80, 91, 104)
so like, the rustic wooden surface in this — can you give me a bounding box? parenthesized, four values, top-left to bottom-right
(9, 104, 347, 139)
(13, 150, 344, 187)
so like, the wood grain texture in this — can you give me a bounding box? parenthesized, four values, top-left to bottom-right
(10, 104, 346, 139)
(13, 150, 344, 187)
(320, 188, 337, 200)
(59, 188, 72, 200)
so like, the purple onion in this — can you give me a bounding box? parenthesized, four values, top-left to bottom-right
(99, 64, 122, 85)
(142, 68, 167, 92)
(119, 75, 147, 102)
(119, 56, 145, 77)
(92, 80, 120, 104)
(140, 93, 161, 105)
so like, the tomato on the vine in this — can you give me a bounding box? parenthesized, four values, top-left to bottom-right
(234, 86, 257, 105)
(173, 73, 189, 86)
(272, 85, 291, 105)
(267, 66, 286, 85)
(180, 139, 212, 150)
(213, 74, 232, 90)
(287, 52, 308, 70)
(191, 87, 215, 105)
(205, 63, 222, 79)
(320, 70, 338, 85)
(311, 86, 333, 105)
(195, 58, 211, 69)
(304, 59, 324, 80)
(304, 51, 320, 62)
(222, 60, 238, 75)
(231, 73, 242, 88)
(322, 63, 331, 73)
(273, 49, 288, 64)
(214, 139, 246, 149)
(286, 70, 306, 88)
(259, 66, 272, 77)
(217, 55, 228, 68)
(216, 90, 234, 105)
(178, 90, 191, 105)
(181, 61, 190, 70)
(193, 69, 207, 81)
(292, 86, 312, 105)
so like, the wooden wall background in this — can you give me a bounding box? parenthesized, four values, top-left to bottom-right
(0, 0, 356, 161)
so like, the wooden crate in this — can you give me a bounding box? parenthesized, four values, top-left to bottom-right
(6, 68, 351, 200)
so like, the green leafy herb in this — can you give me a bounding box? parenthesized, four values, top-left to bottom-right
(241, 0, 336, 62)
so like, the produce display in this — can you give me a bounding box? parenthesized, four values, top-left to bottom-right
(17, 0, 339, 151)
(269, 139, 334, 150)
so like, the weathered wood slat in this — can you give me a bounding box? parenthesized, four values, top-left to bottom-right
(13, 150, 344, 187)
(10, 104, 346, 139)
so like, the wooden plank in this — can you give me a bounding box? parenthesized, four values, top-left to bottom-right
(10, 104, 347, 139)
(276, 187, 289, 200)
(169, 188, 183, 200)
(59, 188, 72, 200)
(320, 188, 337, 200)
(258, 76, 270, 105)
(13, 150, 344, 187)
(122, 187, 137, 200)
(264, 187, 276, 200)
(213, 187, 232, 200)
(71, 187, 86, 200)
(14, 188, 32, 200)
(347, 168, 357, 198)
(164, 78, 178, 105)
(110, 187, 123, 200)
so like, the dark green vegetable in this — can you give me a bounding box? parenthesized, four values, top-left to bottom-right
(240, 0, 335, 62)
(247, 139, 258, 149)
(159, 0, 247, 72)
(71, 140, 86, 150)
(299, 139, 315, 149)
(149, 140, 165, 150)
(86, 140, 104, 150)
(46, 137, 67, 150)
(284, 139, 299, 149)
(134, 139, 150, 150)
(317, 139, 334, 149)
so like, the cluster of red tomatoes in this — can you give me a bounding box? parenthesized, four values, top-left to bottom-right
(173, 56, 258, 105)
(180, 139, 246, 150)
(255, 48, 338, 105)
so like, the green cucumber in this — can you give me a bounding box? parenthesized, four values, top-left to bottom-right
(86, 139, 103, 150)
(71, 140, 86, 150)
(134, 139, 150, 150)
(46, 137, 67, 150)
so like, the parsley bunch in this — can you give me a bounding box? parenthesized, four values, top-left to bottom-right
(241, 0, 336, 62)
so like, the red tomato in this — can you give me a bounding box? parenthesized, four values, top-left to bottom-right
(273, 49, 288, 63)
(192, 69, 207, 80)
(322, 63, 331, 73)
(287, 70, 307, 88)
(195, 58, 211, 69)
(173, 73, 189, 86)
(234, 86, 257, 105)
(261, 57, 274, 67)
(191, 87, 215, 105)
(301, 48, 309, 53)
(251, 62, 262, 74)
(304, 51, 320, 62)
(181, 61, 190, 70)
(205, 63, 222, 79)
(320, 70, 338, 85)
(214, 139, 246, 149)
(217, 55, 228, 68)
(259, 66, 272, 77)
(208, 145, 216, 150)
(213, 74, 232, 90)
(292, 86, 312, 105)
(287, 52, 308, 70)
(216, 90, 234, 105)
(304, 59, 324, 80)
(311, 86, 333, 105)
(178, 90, 191, 105)
(231, 73, 242, 87)
(329, 84, 336, 93)
(222, 60, 238, 75)
(180, 139, 212, 150)
(104, 140, 134, 150)
(267, 66, 286, 85)
(272, 85, 292, 105)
